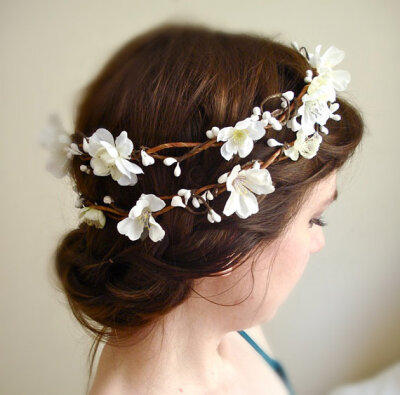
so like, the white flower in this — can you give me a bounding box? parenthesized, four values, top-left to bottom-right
(308, 45, 351, 92)
(283, 129, 322, 161)
(117, 193, 166, 242)
(216, 117, 266, 161)
(297, 86, 334, 135)
(222, 163, 275, 219)
(141, 150, 155, 166)
(85, 128, 144, 186)
(78, 207, 106, 229)
(38, 113, 83, 178)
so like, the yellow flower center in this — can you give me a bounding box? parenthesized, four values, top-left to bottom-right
(232, 128, 248, 145)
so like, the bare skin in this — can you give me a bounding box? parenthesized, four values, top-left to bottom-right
(88, 172, 338, 395)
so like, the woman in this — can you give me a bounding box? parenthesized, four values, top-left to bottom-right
(42, 22, 364, 394)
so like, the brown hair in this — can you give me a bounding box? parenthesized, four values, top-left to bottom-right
(51, 22, 364, 384)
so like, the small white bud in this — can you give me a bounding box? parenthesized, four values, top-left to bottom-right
(320, 125, 329, 134)
(282, 91, 294, 101)
(271, 120, 282, 131)
(262, 111, 271, 120)
(207, 211, 215, 223)
(331, 114, 341, 121)
(206, 190, 214, 200)
(191, 197, 200, 208)
(163, 157, 177, 166)
(250, 114, 259, 121)
(206, 130, 214, 139)
(85, 168, 91, 174)
(281, 101, 288, 109)
(80, 165, 87, 172)
(267, 138, 284, 147)
(211, 126, 220, 135)
(103, 195, 114, 204)
(171, 195, 186, 208)
(252, 106, 261, 116)
(210, 209, 221, 222)
(177, 188, 189, 196)
(141, 150, 155, 166)
(217, 172, 228, 184)
(178, 189, 192, 204)
(330, 102, 340, 112)
(174, 162, 181, 177)
(304, 69, 313, 83)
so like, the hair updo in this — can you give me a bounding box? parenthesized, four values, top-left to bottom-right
(52, 22, 364, 378)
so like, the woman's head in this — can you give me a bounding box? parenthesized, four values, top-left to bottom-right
(52, 22, 364, 374)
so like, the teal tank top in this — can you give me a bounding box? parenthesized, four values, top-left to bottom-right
(237, 330, 295, 395)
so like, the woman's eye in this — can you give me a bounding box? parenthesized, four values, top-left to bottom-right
(309, 216, 327, 228)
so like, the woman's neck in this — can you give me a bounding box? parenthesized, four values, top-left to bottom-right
(88, 297, 239, 394)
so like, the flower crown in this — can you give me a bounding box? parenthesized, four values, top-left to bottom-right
(38, 42, 350, 243)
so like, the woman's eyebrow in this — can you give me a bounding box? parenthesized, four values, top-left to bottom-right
(321, 189, 338, 208)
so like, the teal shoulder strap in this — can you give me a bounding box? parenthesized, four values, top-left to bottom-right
(237, 330, 296, 395)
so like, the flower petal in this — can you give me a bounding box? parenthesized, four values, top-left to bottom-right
(145, 193, 166, 212)
(241, 168, 275, 195)
(132, 198, 148, 218)
(120, 158, 144, 175)
(237, 137, 254, 158)
(320, 46, 345, 69)
(248, 121, 266, 141)
(223, 191, 240, 216)
(283, 146, 300, 161)
(220, 142, 234, 161)
(117, 217, 144, 241)
(225, 164, 241, 192)
(99, 140, 119, 159)
(148, 216, 165, 242)
(330, 69, 351, 91)
(216, 126, 234, 142)
(90, 157, 111, 176)
(234, 118, 251, 130)
(117, 173, 138, 186)
(46, 153, 69, 178)
(109, 165, 122, 180)
(115, 131, 134, 158)
(115, 157, 132, 177)
(236, 187, 259, 218)
(92, 128, 115, 146)
(299, 132, 322, 159)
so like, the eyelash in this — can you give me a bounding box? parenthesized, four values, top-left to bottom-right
(309, 216, 327, 227)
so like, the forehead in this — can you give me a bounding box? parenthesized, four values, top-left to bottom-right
(305, 172, 337, 208)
